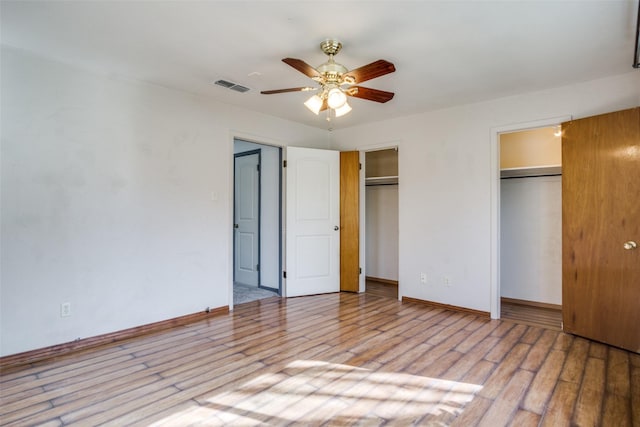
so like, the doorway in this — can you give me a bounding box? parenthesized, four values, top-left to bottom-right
(490, 116, 570, 319)
(364, 148, 399, 299)
(233, 139, 281, 305)
(498, 126, 562, 329)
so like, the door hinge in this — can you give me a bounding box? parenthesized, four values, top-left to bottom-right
(256, 264, 260, 271)
(283, 271, 287, 279)
(283, 160, 287, 168)
(359, 267, 362, 274)
(359, 163, 362, 170)
(257, 164, 260, 172)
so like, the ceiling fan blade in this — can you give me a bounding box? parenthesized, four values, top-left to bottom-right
(345, 60, 395, 84)
(261, 87, 317, 95)
(346, 86, 395, 103)
(282, 58, 322, 79)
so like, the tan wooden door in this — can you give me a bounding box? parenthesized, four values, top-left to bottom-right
(340, 151, 360, 292)
(562, 107, 640, 353)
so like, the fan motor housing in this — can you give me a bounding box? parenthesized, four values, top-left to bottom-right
(317, 61, 348, 83)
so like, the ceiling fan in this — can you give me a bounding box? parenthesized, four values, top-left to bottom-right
(261, 39, 396, 118)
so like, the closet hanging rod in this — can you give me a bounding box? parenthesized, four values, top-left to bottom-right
(365, 176, 399, 186)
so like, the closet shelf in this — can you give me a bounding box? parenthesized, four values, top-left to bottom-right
(500, 165, 561, 178)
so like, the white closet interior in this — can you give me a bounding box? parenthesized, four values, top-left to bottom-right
(365, 149, 399, 283)
(500, 127, 562, 305)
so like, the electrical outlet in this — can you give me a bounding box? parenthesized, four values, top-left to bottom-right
(61, 302, 71, 317)
(420, 273, 427, 284)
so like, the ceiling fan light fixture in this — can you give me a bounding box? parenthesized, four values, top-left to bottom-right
(304, 94, 323, 115)
(262, 40, 396, 120)
(334, 101, 352, 117)
(327, 87, 347, 109)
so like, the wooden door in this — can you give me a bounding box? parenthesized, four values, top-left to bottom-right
(562, 107, 640, 353)
(340, 151, 360, 292)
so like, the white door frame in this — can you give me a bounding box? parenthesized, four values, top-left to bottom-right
(489, 116, 571, 319)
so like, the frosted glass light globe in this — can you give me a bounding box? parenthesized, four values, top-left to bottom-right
(327, 88, 347, 109)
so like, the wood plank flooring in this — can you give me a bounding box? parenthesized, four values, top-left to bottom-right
(365, 279, 398, 299)
(1, 293, 638, 426)
(501, 301, 563, 331)
(366, 282, 561, 332)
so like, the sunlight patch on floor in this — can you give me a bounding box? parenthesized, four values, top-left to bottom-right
(151, 359, 482, 426)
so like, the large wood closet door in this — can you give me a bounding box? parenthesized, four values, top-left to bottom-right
(562, 107, 640, 353)
(340, 151, 360, 292)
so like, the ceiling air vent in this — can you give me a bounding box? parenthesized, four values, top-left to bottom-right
(214, 80, 250, 93)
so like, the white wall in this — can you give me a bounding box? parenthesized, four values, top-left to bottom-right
(2, 45, 638, 356)
(500, 176, 562, 304)
(234, 140, 280, 290)
(331, 71, 640, 313)
(365, 185, 398, 281)
(0, 47, 327, 356)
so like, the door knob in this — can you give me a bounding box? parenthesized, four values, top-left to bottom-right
(334, 226, 339, 231)
(623, 241, 637, 250)
(234, 224, 239, 229)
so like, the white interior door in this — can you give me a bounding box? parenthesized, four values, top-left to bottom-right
(234, 151, 260, 286)
(286, 147, 340, 297)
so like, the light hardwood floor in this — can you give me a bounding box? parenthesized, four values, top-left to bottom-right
(1, 293, 638, 426)
(365, 279, 398, 299)
(500, 301, 563, 331)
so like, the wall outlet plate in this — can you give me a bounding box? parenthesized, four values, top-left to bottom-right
(61, 302, 71, 317)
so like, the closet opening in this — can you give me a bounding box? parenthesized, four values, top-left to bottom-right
(364, 148, 399, 300)
(499, 126, 562, 329)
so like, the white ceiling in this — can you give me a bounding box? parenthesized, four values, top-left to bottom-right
(2, 1, 638, 130)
